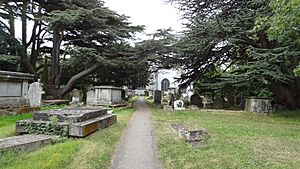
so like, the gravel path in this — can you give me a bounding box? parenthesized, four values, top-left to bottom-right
(110, 97, 162, 169)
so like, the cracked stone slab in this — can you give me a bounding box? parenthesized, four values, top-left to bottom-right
(0, 134, 53, 152)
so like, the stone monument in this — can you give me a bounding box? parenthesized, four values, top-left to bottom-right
(174, 100, 185, 110)
(27, 80, 45, 107)
(245, 97, 273, 114)
(0, 71, 35, 115)
(86, 86, 122, 106)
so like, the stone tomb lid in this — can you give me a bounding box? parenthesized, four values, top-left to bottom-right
(245, 96, 272, 100)
(33, 108, 107, 123)
(0, 70, 34, 81)
(94, 85, 122, 90)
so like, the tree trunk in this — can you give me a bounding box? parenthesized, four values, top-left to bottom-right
(21, 0, 37, 78)
(268, 81, 300, 110)
(49, 26, 63, 97)
(60, 62, 102, 97)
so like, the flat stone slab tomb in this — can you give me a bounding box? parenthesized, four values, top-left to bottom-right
(16, 108, 117, 137)
(0, 134, 53, 152)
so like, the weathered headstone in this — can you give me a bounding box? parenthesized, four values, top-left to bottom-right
(214, 96, 224, 109)
(69, 89, 81, 105)
(27, 80, 44, 107)
(190, 94, 203, 108)
(86, 90, 96, 105)
(174, 100, 185, 110)
(228, 96, 235, 106)
(154, 90, 162, 104)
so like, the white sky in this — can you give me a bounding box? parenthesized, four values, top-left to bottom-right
(103, 0, 184, 40)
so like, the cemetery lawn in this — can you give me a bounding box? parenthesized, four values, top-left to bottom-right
(0, 113, 32, 139)
(0, 107, 134, 169)
(152, 108, 300, 169)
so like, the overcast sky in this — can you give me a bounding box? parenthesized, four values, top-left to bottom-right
(103, 0, 184, 40)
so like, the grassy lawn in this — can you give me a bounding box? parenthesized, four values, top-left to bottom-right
(0, 107, 135, 169)
(0, 114, 32, 139)
(151, 105, 300, 169)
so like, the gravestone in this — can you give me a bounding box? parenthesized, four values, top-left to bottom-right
(72, 89, 81, 102)
(245, 97, 273, 114)
(174, 100, 185, 110)
(86, 90, 96, 105)
(190, 94, 203, 108)
(228, 96, 235, 106)
(154, 90, 162, 104)
(27, 80, 44, 107)
(214, 96, 224, 109)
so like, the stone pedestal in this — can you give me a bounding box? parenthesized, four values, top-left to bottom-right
(245, 97, 273, 114)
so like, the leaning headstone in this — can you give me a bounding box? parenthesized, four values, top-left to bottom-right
(154, 90, 162, 104)
(214, 96, 224, 109)
(27, 80, 45, 107)
(174, 100, 185, 110)
(190, 94, 203, 108)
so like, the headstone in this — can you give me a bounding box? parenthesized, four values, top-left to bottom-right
(213, 96, 224, 109)
(154, 90, 162, 104)
(190, 94, 203, 108)
(86, 90, 96, 105)
(245, 97, 273, 114)
(69, 89, 81, 105)
(28, 80, 45, 107)
(228, 96, 235, 106)
(174, 100, 185, 110)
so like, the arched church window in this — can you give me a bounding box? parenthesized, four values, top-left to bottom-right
(161, 78, 170, 91)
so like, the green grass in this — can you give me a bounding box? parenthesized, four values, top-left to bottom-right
(0, 107, 135, 169)
(151, 105, 300, 169)
(0, 114, 32, 139)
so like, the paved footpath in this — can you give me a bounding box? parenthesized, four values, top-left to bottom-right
(110, 97, 162, 169)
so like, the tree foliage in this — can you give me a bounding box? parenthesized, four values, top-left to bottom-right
(168, 0, 300, 109)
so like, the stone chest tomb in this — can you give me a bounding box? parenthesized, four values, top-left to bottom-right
(16, 108, 117, 137)
(87, 86, 122, 106)
(0, 71, 35, 115)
